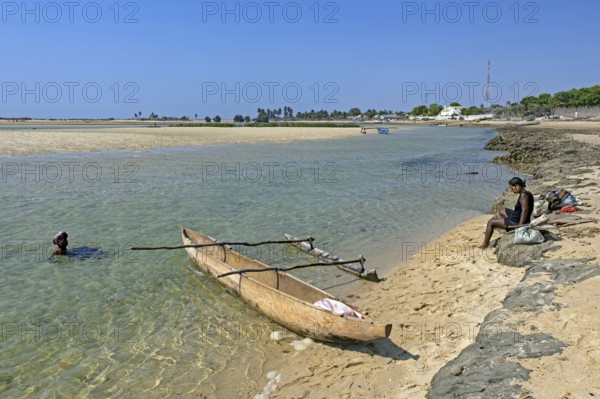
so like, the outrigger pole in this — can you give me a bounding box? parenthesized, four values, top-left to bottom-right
(130, 237, 315, 251)
(217, 257, 366, 278)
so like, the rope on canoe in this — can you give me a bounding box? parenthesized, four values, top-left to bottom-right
(217, 257, 366, 278)
(130, 237, 315, 251)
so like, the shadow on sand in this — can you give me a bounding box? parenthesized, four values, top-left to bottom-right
(326, 337, 419, 361)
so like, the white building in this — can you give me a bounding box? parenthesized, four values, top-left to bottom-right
(439, 106, 463, 117)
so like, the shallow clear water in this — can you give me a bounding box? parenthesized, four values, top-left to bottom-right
(0, 126, 512, 398)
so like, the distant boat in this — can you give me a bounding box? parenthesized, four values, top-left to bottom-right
(360, 127, 392, 135)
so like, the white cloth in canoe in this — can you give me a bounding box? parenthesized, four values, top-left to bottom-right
(313, 299, 363, 319)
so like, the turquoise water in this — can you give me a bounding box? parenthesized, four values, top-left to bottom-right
(0, 127, 512, 398)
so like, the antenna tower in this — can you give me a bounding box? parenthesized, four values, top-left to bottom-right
(485, 59, 491, 107)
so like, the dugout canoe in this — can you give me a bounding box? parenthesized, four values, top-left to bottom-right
(182, 226, 392, 343)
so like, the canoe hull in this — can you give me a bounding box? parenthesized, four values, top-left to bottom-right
(182, 227, 391, 343)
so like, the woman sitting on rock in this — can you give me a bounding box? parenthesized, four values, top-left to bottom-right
(479, 177, 534, 249)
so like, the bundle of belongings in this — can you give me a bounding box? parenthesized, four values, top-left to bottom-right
(513, 214, 557, 245)
(513, 215, 557, 244)
(532, 188, 582, 217)
(513, 226, 545, 244)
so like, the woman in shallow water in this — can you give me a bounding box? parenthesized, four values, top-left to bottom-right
(479, 177, 534, 249)
(52, 231, 69, 255)
(50, 231, 103, 261)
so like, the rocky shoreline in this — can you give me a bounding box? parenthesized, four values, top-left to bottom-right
(427, 124, 600, 398)
(485, 125, 600, 188)
(486, 125, 599, 268)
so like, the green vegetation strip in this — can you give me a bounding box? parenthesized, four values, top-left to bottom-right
(173, 122, 360, 128)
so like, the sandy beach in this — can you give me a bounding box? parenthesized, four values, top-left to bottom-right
(3, 120, 599, 398)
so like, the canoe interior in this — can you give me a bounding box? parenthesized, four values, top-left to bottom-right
(182, 227, 337, 305)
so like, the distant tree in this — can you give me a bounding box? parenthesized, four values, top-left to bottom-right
(461, 106, 481, 116)
(256, 112, 269, 123)
(244, 115, 251, 122)
(553, 91, 569, 108)
(520, 96, 540, 114)
(214, 115, 222, 123)
(536, 93, 550, 106)
(410, 105, 428, 116)
(181, 116, 189, 121)
(582, 86, 600, 106)
(450, 102, 462, 107)
(365, 109, 378, 118)
(233, 114, 245, 122)
(205, 116, 211, 122)
(348, 107, 361, 116)
(428, 103, 443, 116)
(331, 109, 347, 120)
(134, 112, 138, 119)
(520, 96, 538, 107)
(548, 97, 562, 115)
(194, 113, 198, 119)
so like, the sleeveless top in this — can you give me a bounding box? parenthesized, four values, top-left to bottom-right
(514, 191, 535, 224)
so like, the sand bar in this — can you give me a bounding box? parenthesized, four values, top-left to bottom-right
(0, 125, 365, 157)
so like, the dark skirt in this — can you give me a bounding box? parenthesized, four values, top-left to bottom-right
(504, 208, 521, 228)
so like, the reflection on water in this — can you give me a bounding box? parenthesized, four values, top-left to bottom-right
(0, 127, 512, 397)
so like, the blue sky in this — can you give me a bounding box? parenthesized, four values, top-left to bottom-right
(1, 0, 599, 119)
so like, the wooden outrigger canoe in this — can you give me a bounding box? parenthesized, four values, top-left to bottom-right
(182, 226, 392, 343)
